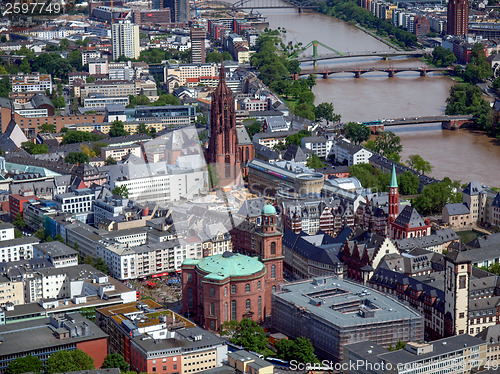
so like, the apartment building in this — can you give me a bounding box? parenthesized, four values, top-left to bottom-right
(79, 80, 137, 99)
(33, 242, 79, 268)
(0, 237, 39, 262)
(165, 63, 218, 89)
(10, 73, 53, 93)
(112, 20, 140, 60)
(83, 95, 130, 109)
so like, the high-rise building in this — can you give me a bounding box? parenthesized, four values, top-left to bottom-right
(447, 0, 469, 36)
(190, 27, 206, 63)
(164, 0, 189, 22)
(111, 20, 140, 60)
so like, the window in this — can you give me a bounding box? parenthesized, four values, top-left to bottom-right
(459, 312, 465, 319)
(271, 265, 276, 279)
(231, 300, 237, 320)
(210, 303, 215, 316)
(210, 287, 215, 297)
(258, 296, 262, 317)
(231, 285, 236, 294)
(224, 287, 227, 296)
(246, 299, 251, 310)
(459, 275, 467, 289)
(245, 284, 250, 293)
(272, 285, 276, 292)
(271, 242, 276, 255)
(187, 288, 193, 308)
(225, 302, 228, 321)
(210, 320, 216, 330)
(257, 281, 261, 290)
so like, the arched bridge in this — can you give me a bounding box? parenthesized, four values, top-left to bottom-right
(297, 66, 454, 78)
(202, 0, 319, 11)
(358, 115, 475, 133)
(297, 50, 426, 63)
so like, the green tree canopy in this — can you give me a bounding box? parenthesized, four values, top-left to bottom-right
(45, 349, 94, 374)
(65, 152, 90, 164)
(343, 122, 370, 145)
(39, 123, 57, 133)
(13, 213, 26, 230)
(276, 337, 319, 363)
(245, 122, 261, 138)
(21, 142, 49, 155)
(368, 131, 402, 157)
(154, 94, 180, 106)
(462, 43, 493, 84)
(413, 178, 462, 215)
(399, 171, 420, 195)
(306, 153, 325, 169)
(62, 131, 106, 144)
(109, 121, 129, 137)
(6, 355, 43, 374)
(315, 102, 341, 125)
(221, 319, 267, 354)
(112, 185, 129, 198)
(406, 154, 433, 175)
(102, 353, 129, 372)
(430, 46, 457, 67)
(285, 130, 311, 146)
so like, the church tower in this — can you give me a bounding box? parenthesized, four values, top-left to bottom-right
(207, 61, 240, 166)
(388, 165, 399, 225)
(254, 204, 283, 319)
(444, 252, 470, 337)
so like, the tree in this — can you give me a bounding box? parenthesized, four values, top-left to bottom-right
(102, 353, 129, 372)
(430, 46, 457, 67)
(285, 130, 311, 146)
(109, 121, 129, 137)
(207, 164, 220, 190)
(45, 349, 94, 374)
(21, 142, 49, 155)
(39, 123, 56, 133)
(276, 337, 318, 363)
(13, 213, 26, 230)
(306, 153, 325, 169)
(315, 102, 341, 125)
(106, 156, 117, 165)
(222, 319, 267, 354)
(399, 171, 420, 195)
(136, 123, 149, 134)
(343, 122, 370, 145)
(92, 142, 108, 156)
(273, 141, 287, 151)
(65, 152, 90, 164)
(94, 257, 109, 274)
(462, 43, 493, 84)
(6, 355, 43, 374)
(245, 122, 261, 138)
(112, 185, 129, 198)
(370, 131, 402, 157)
(413, 178, 462, 215)
(407, 154, 433, 175)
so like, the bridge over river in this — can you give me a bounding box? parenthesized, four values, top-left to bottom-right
(297, 66, 454, 78)
(359, 115, 475, 132)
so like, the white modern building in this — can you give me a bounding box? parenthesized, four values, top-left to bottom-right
(33, 242, 79, 268)
(334, 138, 373, 165)
(301, 136, 334, 158)
(10, 73, 53, 93)
(0, 237, 39, 262)
(112, 20, 140, 60)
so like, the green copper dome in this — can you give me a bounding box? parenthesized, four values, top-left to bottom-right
(196, 252, 265, 280)
(262, 204, 277, 215)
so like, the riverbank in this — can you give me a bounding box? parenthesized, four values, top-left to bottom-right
(354, 25, 403, 51)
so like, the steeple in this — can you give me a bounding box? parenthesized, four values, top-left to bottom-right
(219, 58, 225, 84)
(390, 164, 398, 188)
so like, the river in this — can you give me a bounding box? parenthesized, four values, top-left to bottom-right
(240, 2, 500, 186)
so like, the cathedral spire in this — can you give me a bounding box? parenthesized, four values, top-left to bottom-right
(219, 58, 225, 85)
(390, 165, 398, 188)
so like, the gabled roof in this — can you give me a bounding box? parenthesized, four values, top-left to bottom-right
(444, 202, 470, 215)
(283, 144, 307, 163)
(445, 250, 471, 264)
(393, 206, 426, 228)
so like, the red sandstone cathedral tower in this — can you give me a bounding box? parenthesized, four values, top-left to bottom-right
(207, 62, 240, 167)
(388, 164, 399, 224)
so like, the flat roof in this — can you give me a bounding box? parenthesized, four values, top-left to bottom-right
(274, 277, 422, 328)
(0, 314, 108, 357)
(34, 241, 78, 257)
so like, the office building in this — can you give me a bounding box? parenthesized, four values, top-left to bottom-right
(190, 27, 206, 63)
(272, 277, 424, 363)
(447, 0, 469, 35)
(343, 335, 487, 374)
(0, 313, 108, 372)
(164, 0, 189, 22)
(10, 73, 53, 94)
(112, 20, 140, 60)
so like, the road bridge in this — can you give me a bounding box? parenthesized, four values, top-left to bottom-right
(296, 66, 453, 78)
(297, 50, 426, 63)
(359, 115, 475, 133)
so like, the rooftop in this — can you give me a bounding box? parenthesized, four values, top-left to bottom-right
(184, 252, 265, 280)
(275, 277, 422, 327)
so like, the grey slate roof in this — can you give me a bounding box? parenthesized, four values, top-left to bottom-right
(393, 206, 426, 228)
(236, 126, 252, 145)
(283, 144, 307, 163)
(463, 181, 484, 196)
(444, 202, 470, 215)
